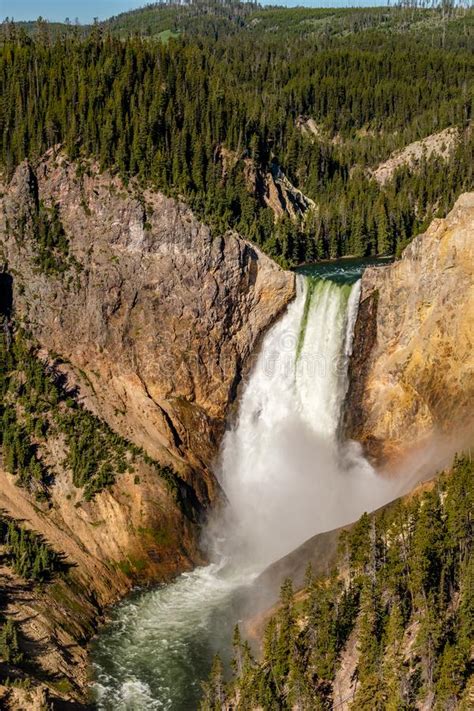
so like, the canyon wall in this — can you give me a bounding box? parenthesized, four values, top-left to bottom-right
(0, 151, 294, 704)
(1, 150, 295, 477)
(346, 192, 474, 466)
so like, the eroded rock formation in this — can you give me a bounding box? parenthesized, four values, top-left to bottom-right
(220, 147, 315, 221)
(346, 193, 474, 465)
(370, 126, 462, 185)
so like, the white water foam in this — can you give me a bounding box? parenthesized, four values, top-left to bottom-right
(93, 562, 256, 710)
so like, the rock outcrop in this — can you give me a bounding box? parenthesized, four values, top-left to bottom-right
(258, 163, 316, 221)
(0, 554, 98, 707)
(220, 147, 315, 221)
(346, 193, 474, 465)
(370, 126, 461, 185)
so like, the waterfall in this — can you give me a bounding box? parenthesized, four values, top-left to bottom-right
(93, 271, 405, 710)
(218, 275, 391, 568)
(295, 277, 361, 438)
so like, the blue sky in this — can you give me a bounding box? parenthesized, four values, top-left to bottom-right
(1, 0, 388, 24)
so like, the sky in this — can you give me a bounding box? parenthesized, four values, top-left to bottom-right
(1, 0, 389, 24)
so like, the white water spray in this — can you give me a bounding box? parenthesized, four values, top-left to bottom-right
(218, 275, 396, 568)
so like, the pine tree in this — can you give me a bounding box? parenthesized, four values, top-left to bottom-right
(381, 601, 408, 711)
(376, 201, 391, 255)
(0, 619, 23, 665)
(200, 654, 225, 711)
(353, 579, 385, 709)
(435, 642, 467, 709)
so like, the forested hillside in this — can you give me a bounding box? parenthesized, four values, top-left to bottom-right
(0, 319, 183, 501)
(201, 456, 474, 710)
(1, 2, 473, 264)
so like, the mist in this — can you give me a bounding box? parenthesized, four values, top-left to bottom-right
(210, 276, 411, 571)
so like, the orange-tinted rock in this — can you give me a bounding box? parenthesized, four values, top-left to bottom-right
(346, 193, 474, 465)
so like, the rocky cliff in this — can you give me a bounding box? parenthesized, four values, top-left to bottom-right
(1, 150, 295, 475)
(0, 150, 295, 704)
(346, 193, 474, 466)
(370, 126, 462, 186)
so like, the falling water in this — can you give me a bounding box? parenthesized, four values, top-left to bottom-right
(92, 266, 402, 710)
(217, 275, 393, 568)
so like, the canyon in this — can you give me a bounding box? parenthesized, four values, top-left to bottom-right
(0, 151, 472, 708)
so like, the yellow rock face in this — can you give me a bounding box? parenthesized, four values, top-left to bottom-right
(346, 193, 474, 467)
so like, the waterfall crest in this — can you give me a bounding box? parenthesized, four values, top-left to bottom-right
(218, 275, 392, 569)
